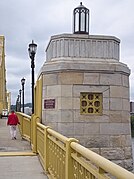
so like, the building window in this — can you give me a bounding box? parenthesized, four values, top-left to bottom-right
(80, 93, 103, 115)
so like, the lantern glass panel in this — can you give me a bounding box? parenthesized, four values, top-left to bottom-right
(86, 13, 89, 32)
(75, 12, 79, 32)
(29, 44, 37, 53)
(81, 11, 85, 31)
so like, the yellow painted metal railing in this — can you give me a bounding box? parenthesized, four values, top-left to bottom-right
(16, 113, 134, 179)
(17, 112, 31, 142)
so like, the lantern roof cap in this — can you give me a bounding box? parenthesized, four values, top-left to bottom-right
(75, 2, 87, 9)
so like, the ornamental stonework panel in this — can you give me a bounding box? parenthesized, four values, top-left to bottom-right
(80, 92, 103, 115)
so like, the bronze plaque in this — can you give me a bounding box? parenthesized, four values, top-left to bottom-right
(44, 99, 55, 109)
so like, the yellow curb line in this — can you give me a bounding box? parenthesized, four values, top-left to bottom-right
(0, 152, 37, 157)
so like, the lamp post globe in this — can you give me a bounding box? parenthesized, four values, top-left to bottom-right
(28, 40, 37, 114)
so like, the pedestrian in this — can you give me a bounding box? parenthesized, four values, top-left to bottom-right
(7, 110, 20, 140)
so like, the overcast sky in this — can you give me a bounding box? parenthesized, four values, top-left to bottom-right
(0, 0, 134, 105)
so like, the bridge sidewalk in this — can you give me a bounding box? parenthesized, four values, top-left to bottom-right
(0, 117, 48, 179)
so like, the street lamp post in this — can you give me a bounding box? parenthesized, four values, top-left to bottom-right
(16, 98, 18, 111)
(28, 40, 37, 114)
(19, 89, 21, 112)
(21, 78, 25, 113)
(16, 95, 20, 112)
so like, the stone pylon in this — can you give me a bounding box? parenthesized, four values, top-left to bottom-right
(39, 33, 132, 170)
(38, 2, 133, 171)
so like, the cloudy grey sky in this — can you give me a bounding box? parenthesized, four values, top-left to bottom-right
(0, 0, 134, 104)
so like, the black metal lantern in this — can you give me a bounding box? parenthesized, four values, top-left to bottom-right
(73, 2, 89, 34)
(21, 77, 25, 86)
(28, 40, 37, 59)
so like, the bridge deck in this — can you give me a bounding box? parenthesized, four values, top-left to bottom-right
(0, 118, 48, 179)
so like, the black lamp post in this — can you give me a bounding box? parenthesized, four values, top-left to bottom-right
(16, 98, 18, 111)
(21, 77, 25, 113)
(28, 40, 37, 114)
(19, 89, 22, 112)
(16, 95, 20, 112)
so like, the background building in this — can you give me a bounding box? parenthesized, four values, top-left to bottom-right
(0, 36, 8, 113)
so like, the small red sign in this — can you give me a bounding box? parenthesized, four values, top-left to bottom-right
(44, 99, 55, 109)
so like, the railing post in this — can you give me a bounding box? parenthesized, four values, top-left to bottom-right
(16, 112, 23, 137)
(32, 114, 40, 153)
(65, 138, 78, 179)
(44, 126, 50, 173)
(22, 115, 24, 137)
(31, 114, 34, 152)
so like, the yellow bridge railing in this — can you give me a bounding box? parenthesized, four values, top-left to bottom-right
(16, 112, 134, 179)
(17, 112, 31, 141)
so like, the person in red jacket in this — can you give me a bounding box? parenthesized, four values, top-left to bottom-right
(7, 110, 20, 140)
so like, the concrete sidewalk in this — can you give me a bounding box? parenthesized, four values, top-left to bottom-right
(0, 118, 48, 179)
